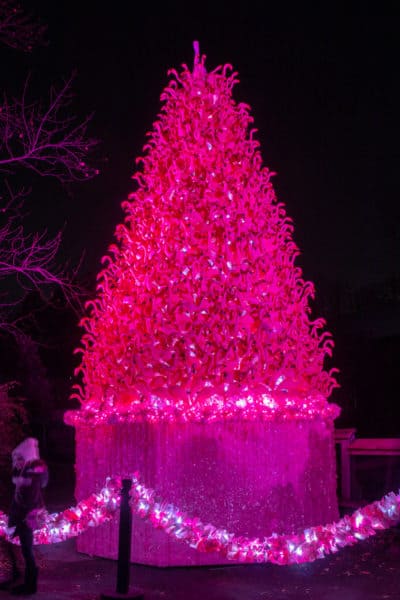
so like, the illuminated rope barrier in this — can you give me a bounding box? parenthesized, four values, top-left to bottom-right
(128, 475, 400, 564)
(1, 474, 399, 565)
(0, 476, 122, 546)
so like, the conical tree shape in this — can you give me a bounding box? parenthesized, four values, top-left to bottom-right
(67, 44, 340, 426)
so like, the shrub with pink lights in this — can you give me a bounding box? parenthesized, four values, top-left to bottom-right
(65, 42, 339, 426)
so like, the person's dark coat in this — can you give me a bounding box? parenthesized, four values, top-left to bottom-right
(8, 438, 48, 531)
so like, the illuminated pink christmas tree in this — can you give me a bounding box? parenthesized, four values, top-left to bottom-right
(68, 43, 341, 567)
(68, 43, 339, 427)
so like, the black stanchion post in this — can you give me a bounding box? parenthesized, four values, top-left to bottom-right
(117, 478, 132, 594)
(100, 478, 144, 600)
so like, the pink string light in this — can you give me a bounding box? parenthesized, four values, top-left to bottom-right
(1, 474, 399, 565)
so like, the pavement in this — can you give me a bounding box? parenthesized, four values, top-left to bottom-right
(0, 462, 399, 599)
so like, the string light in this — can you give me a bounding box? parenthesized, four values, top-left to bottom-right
(1, 473, 399, 565)
(65, 390, 340, 425)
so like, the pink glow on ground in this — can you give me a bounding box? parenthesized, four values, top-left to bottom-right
(67, 45, 339, 425)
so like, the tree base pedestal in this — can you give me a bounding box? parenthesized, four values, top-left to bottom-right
(74, 419, 338, 566)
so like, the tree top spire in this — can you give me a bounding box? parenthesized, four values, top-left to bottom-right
(193, 40, 207, 78)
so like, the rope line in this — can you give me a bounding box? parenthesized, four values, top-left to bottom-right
(1, 473, 399, 564)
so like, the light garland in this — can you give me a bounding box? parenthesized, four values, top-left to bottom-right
(0, 476, 121, 546)
(65, 390, 340, 426)
(129, 475, 400, 564)
(1, 473, 399, 565)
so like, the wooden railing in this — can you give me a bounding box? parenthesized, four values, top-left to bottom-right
(335, 429, 400, 504)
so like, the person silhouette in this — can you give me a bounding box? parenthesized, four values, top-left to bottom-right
(0, 437, 48, 595)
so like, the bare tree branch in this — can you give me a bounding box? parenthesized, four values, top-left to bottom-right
(0, 3, 99, 341)
(0, 74, 100, 182)
(0, 72, 99, 327)
(0, 71, 99, 336)
(0, 191, 87, 330)
(0, 0, 47, 52)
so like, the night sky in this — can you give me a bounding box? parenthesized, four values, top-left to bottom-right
(8, 1, 397, 290)
(3, 2, 399, 433)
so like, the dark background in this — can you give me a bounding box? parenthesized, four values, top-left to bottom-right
(2, 2, 399, 439)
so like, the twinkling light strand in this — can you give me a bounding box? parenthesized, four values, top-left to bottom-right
(1, 473, 399, 564)
(65, 390, 340, 426)
(0, 476, 122, 546)
(128, 474, 400, 564)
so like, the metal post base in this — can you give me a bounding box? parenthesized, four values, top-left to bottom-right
(100, 589, 144, 599)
